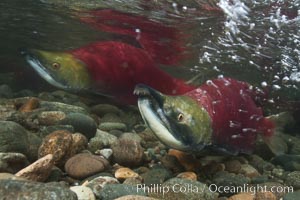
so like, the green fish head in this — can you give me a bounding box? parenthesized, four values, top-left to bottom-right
(21, 48, 92, 91)
(134, 84, 213, 152)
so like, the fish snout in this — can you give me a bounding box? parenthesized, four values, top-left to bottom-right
(134, 84, 153, 97)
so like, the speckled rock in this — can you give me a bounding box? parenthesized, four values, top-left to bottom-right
(91, 104, 121, 117)
(38, 130, 87, 167)
(176, 172, 198, 181)
(225, 160, 242, 174)
(70, 185, 96, 200)
(212, 171, 250, 196)
(111, 137, 144, 167)
(240, 164, 260, 178)
(99, 184, 147, 200)
(37, 111, 66, 126)
(88, 130, 117, 153)
(0, 179, 77, 199)
(149, 178, 218, 200)
(65, 153, 110, 179)
(83, 176, 119, 198)
(119, 132, 142, 143)
(15, 154, 54, 182)
(285, 171, 300, 189)
(0, 153, 29, 173)
(115, 167, 139, 180)
(99, 122, 127, 132)
(142, 166, 172, 186)
(228, 193, 254, 200)
(60, 112, 97, 139)
(38, 130, 73, 166)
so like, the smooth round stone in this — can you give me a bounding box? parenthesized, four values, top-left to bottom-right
(0, 179, 77, 199)
(38, 130, 73, 166)
(70, 186, 96, 200)
(160, 154, 185, 173)
(111, 138, 144, 167)
(91, 104, 121, 116)
(0, 121, 29, 156)
(65, 153, 110, 179)
(19, 98, 40, 113)
(99, 122, 127, 132)
(115, 167, 139, 180)
(0, 173, 26, 181)
(60, 113, 97, 139)
(272, 154, 300, 171)
(0, 153, 29, 173)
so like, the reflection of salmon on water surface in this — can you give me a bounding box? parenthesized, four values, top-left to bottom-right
(22, 9, 196, 104)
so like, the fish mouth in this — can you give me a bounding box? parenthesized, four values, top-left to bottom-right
(20, 48, 68, 90)
(134, 84, 191, 151)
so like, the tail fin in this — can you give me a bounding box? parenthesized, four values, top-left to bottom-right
(78, 9, 189, 66)
(262, 112, 295, 155)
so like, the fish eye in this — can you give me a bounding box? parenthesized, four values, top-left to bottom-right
(177, 113, 184, 122)
(52, 62, 60, 70)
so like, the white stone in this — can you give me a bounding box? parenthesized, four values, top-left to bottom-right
(70, 186, 96, 200)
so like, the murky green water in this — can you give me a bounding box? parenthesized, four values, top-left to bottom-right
(0, 0, 299, 112)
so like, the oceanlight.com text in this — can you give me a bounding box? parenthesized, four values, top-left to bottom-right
(137, 183, 294, 196)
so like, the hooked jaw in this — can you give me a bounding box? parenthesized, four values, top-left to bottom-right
(20, 48, 69, 90)
(134, 84, 206, 152)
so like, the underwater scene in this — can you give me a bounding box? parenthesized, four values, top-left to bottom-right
(0, 0, 299, 199)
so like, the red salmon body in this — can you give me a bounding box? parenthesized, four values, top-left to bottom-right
(71, 41, 195, 103)
(186, 77, 274, 153)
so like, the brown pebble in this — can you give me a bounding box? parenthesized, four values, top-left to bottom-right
(168, 149, 201, 171)
(225, 160, 242, 173)
(114, 167, 139, 180)
(38, 130, 73, 167)
(160, 154, 185, 173)
(38, 111, 66, 126)
(228, 193, 254, 200)
(176, 172, 197, 181)
(255, 191, 276, 200)
(65, 153, 110, 179)
(15, 154, 54, 182)
(111, 138, 144, 167)
(18, 98, 39, 113)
